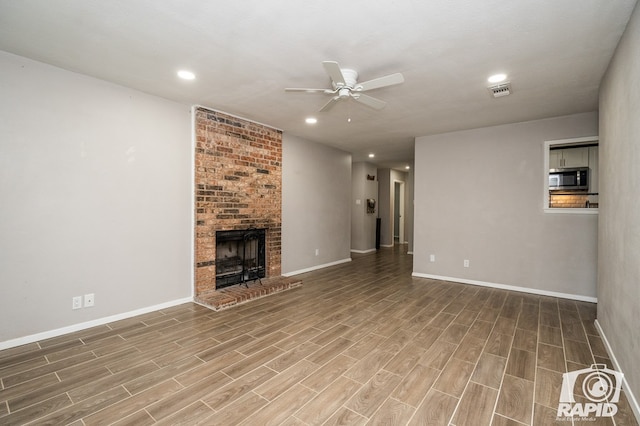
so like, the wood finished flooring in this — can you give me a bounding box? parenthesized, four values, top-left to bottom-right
(1, 247, 637, 425)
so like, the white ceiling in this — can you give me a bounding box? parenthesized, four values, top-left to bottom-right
(0, 0, 637, 168)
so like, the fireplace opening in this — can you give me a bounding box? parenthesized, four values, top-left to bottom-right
(215, 228, 266, 289)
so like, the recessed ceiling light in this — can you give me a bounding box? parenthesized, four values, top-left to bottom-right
(368, 153, 375, 158)
(405, 165, 410, 170)
(488, 73, 507, 83)
(305, 117, 317, 124)
(177, 70, 196, 80)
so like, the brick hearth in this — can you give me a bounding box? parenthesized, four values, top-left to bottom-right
(194, 107, 284, 298)
(194, 276, 302, 311)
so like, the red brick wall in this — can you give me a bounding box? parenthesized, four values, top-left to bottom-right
(549, 193, 589, 208)
(194, 107, 282, 296)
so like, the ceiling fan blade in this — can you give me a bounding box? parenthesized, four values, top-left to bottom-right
(319, 96, 340, 112)
(352, 93, 387, 110)
(322, 61, 346, 87)
(355, 73, 405, 92)
(285, 88, 334, 94)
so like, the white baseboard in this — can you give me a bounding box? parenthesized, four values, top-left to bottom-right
(282, 258, 352, 277)
(594, 320, 640, 423)
(407, 251, 414, 255)
(350, 248, 377, 254)
(0, 297, 193, 351)
(380, 244, 394, 248)
(411, 272, 598, 303)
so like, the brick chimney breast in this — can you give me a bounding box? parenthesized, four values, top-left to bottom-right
(194, 107, 282, 297)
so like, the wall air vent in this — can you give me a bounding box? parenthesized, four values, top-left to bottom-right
(487, 82, 512, 98)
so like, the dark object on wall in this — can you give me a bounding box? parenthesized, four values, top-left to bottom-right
(375, 218, 381, 250)
(367, 174, 375, 181)
(367, 198, 376, 214)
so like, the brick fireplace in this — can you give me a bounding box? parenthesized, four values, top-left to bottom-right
(194, 107, 282, 298)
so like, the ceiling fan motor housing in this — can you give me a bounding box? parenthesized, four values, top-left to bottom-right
(335, 69, 358, 89)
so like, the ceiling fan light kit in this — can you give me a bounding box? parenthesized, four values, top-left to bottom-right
(286, 61, 405, 112)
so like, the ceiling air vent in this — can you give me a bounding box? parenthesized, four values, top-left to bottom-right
(487, 82, 512, 98)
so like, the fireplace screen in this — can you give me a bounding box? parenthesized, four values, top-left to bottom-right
(215, 228, 266, 289)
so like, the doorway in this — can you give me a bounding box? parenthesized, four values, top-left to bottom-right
(393, 180, 405, 244)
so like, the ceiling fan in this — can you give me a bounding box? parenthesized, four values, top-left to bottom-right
(285, 61, 405, 112)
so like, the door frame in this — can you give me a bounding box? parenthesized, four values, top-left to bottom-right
(392, 180, 405, 244)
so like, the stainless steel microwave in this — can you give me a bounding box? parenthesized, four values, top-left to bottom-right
(549, 167, 589, 191)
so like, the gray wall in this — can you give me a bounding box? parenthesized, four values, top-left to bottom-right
(282, 134, 352, 274)
(0, 51, 193, 344)
(377, 168, 392, 246)
(407, 163, 415, 253)
(351, 162, 378, 252)
(414, 112, 598, 299)
(598, 1, 640, 407)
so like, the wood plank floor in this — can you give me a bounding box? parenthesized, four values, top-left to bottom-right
(1, 247, 637, 425)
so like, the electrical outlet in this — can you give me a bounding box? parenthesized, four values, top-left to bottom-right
(430, 254, 435, 262)
(84, 293, 95, 307)
(464, 259, 470, 268)
(315, 249, 320, 256)
(72, 296, 82, 310)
